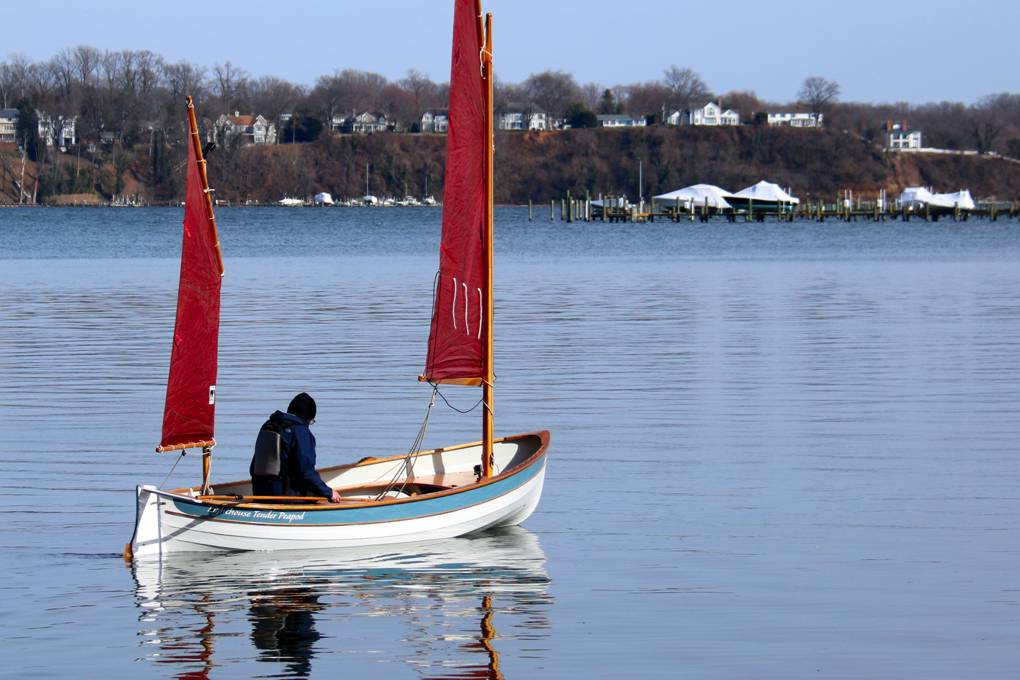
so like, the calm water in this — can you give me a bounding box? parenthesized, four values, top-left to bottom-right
(1, 207, 1019, 678)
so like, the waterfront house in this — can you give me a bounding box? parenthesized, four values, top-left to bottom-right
(884, 121, 922, 150)
(766, 112, 823, 128)
(0, 108, 17, 144)
(596, 114, 646, 128)
(36, 112, 77, 148)
(496, 110, 548, 131)
(212, 112, 277, 146)
(336, 112, 389, 134)
(421, 110, 449, 133)
(669, 102, 740, 127)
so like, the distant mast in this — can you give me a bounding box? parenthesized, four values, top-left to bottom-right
(157, 96, 225, 492)
(423, 0, 495, 476)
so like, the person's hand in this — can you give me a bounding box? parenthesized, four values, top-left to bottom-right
(329, 489, 342, 503)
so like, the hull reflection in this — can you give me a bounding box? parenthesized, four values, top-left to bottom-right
(132, 527, 550, 678)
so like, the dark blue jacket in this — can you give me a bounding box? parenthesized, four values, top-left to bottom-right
(250, 410, 332, 498)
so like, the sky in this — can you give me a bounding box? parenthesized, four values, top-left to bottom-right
(5, 0, 1019, 104)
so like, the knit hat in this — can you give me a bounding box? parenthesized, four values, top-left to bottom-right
(287, 392, 317, 422)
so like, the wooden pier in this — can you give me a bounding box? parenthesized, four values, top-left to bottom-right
(532, 194, 1020, 224)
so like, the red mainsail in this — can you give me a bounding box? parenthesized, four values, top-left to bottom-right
(159, 108, 224, 450)
(423, 0, 487, 383)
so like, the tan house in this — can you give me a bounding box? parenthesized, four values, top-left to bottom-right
(211, 112, 277, 146)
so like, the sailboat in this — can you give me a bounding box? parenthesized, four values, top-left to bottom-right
(126, 0, 549, 557)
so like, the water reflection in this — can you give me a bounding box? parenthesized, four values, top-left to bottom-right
(249, 589, 324, 677)
(132, 528, 550, 678)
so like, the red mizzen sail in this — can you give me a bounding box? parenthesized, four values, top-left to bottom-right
(424, 0, 487, 384)
(159, 104, 224, 450)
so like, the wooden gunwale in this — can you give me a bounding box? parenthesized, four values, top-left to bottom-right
(165, 430, 549, 512)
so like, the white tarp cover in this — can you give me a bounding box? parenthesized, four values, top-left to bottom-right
(897, 186, 933, 206)
(733, 180, 801, 204)
(938, 188, 979, 210)
(897, 187, 975, 210)
(653, 184, 734, 210)
(314, 192, 334, 205)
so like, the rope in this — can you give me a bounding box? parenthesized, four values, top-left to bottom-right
(432, 384, 484, 414)
(376, 386, 439, 500)
(159, 450, 187, 489)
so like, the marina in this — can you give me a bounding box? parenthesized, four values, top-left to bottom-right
(547, 188, 1020, 223)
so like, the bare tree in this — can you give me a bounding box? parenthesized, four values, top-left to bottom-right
(163, 60, 207, 103)
(248, 76, 306, 127)
(521, 70, 581, 118)
(0, 55, 34, 108)
(623, 81, 670, 118)
(400, 69, 437, 120)
(719, 90, 762, 121)
(71, 46, 102, 87)
(310, 69, 388, 130)
(662, 65, 710, 113)
(580, 81, 602, 112)
(211, 61, 250, 113)
(799, 76, 840, 116)
(493, 75, 524, 111)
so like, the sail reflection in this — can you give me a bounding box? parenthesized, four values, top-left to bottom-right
(132, 527, 550, 678)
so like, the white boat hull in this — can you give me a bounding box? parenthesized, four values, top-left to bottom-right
(130, 432, 548, 557)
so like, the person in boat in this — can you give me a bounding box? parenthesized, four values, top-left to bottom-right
(250, 392, 342, 502)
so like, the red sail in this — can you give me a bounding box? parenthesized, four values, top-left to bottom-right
(159, 126, 223, 450)
(424, 0, 487, 383)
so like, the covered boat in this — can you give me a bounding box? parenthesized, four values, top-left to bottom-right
(728, 180, 800, 211)
(898, 187, 975, 212)
(652, 184, 734, 211)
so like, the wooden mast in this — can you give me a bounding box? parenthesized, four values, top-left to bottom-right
(481, 8, 495, 477)
(186, 96, 224, 279)
(187, 95, 223, 494)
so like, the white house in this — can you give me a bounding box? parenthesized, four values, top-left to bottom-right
(885, 121, 922, 150)
(767, 112, 822, 128)
(336, 112, 389, 134)
(496, 110, 548, 131)
(212, 112, 277, 146)
(420, 110, 449, 133)
(37, 113, 77, 148)
(0, 108, 17, 143)
(596, 114, 646, 128)
(670, 102, 740, 127)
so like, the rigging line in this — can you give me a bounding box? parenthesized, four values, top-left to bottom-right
(430, 380, 484, 414)
(159, 450, 188, 489)
(377, 386, 438, 500)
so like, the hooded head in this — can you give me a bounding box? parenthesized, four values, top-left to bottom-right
(287, 392, 317, 423)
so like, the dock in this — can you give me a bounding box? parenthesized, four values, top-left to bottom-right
(530, 194, 1020, 224)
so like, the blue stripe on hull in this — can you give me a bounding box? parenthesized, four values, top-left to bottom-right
(171, 455, 545, 526)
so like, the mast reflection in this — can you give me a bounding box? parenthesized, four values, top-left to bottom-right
(132, 527, 550, 678)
